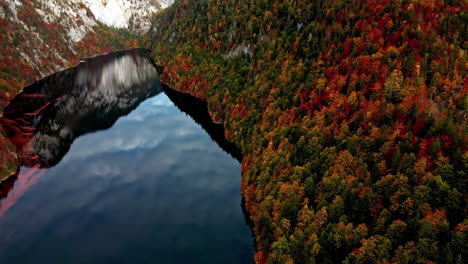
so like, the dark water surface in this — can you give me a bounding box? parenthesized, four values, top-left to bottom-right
(0, 50, 253, 263)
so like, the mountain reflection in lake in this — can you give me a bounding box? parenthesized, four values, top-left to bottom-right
(1, 49, 162, 168)
(0, 50, 253, 264)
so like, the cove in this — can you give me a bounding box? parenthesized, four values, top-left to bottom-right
(0, 50, 254, 263)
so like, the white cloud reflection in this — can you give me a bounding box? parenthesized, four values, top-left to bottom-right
(0, 91, 252, 264)
(61, 94, 204, 162)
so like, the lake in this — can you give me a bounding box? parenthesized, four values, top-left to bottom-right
(0, 50, 253, 264)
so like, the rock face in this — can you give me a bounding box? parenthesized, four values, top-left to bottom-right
(81, 0, 175, 33)
(0, 0, 173, 80)
(1, 0, 97, 77)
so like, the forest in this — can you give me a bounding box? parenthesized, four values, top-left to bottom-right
(0, 0, 466, 263)
(148, 0, 467, 263)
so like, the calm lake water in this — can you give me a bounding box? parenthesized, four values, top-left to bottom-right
(0, 50, 253, 263)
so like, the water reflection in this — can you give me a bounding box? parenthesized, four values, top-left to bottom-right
(162, 84, 242, 162)
(0, 49, 161, 168)
(0, 50, 253, 263)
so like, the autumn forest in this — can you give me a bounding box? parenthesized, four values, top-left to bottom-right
(0, 0, 467, 263)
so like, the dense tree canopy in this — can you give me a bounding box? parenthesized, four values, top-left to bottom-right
(0, 0, 466, 262)
(149, 0, 467, 263)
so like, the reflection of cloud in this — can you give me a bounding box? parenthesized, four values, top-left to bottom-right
(57, 92, 241, 192)
(124, 95, 172, 121)
(0, 91, 252, 264)
(54, 130, 241, 190)
(88, 163, 121, 177)
(62, 94, 204, 162)
(149, 95, 173, 107)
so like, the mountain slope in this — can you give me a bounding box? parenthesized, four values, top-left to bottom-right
(0, 0, 172, 90)
(149, 0, 467, 263)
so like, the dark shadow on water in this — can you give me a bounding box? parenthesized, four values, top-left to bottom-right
(162, 84, 243, 162)
(0, 172, 18, 201)
(162, 84, 256, 262)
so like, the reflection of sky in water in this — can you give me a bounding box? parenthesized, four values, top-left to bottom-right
(0, 94, 253, 264)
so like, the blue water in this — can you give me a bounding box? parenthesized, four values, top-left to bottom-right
(0, 89, 253, 263)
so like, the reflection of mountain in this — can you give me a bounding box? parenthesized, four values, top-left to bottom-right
(162, 84, 243, 162)
(0, 49, 161, 169)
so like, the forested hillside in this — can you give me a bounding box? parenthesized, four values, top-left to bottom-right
(149, 0, 467, 263)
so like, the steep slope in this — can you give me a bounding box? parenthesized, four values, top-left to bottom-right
(150, 0, 467, 263)
(1, 0, 127, 103)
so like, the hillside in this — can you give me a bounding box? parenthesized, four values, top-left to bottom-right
(149, 0, 467, 263)
(0, 0, 466, 262)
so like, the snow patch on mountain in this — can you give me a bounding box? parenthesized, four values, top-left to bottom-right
(80, 0, 174, 32)
(158, 0, 174, 9)
(6, 0, 21, 20)
(68, 25, 87, 42)
(81, 0, 133, 28)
